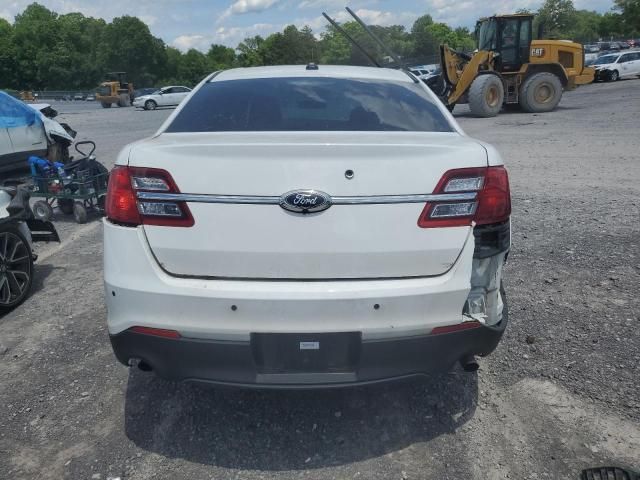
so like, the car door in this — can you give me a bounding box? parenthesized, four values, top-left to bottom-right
(175, 87, 191, 104)
(0, 127, 13, 170)
(155, 88, 170, 106)
(628, 52, 640, 76)
(617, 53, 632, 77)
(161, 87, 179, 106)
(3, 101, 47, 156)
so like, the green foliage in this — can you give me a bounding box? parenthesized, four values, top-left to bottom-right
(537, 0, 577, 37)
(0, 0, 634, 91)
(614, 0, 640, 36)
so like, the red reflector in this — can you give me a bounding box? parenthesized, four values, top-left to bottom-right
(129, 326, 181, 339)
(430, 322, 482, 335)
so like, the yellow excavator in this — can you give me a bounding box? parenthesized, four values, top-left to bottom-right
(96, 72, 134, 109)
(439, 14, 595, 116)
(325, 9, 595, 117)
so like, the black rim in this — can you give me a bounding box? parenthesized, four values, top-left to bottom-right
(0, 231, 31, 307)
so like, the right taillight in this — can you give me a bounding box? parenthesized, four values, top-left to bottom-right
(105, 166, 194, 227)
(418, 166, 510, 228)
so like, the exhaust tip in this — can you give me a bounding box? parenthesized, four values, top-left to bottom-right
(128, 358, 153, 372)
(460, 355, 479, 372)
(138, 361, 153, 372)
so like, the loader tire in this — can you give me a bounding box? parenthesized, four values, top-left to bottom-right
(519, 72, 563, 113)
(117, 94, 129, 107)
(468, 74, 504, 118)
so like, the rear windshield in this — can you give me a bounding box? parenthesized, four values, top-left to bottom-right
(165, 76, 453, 133)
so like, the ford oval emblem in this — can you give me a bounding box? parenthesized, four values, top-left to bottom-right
(280, 190, 332, 214)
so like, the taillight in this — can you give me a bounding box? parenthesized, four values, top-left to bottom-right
(418, 166, 510, 228)
(105, 166, 194, 227)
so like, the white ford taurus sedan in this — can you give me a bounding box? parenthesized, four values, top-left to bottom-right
(104, 64, 511, 388)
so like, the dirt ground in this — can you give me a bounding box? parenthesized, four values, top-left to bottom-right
(1, 79, 639, 480)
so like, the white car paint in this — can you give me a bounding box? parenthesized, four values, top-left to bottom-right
(132, 86, 192, 110)
(104, 65, 511, 386)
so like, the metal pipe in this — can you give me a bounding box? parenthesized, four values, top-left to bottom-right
(460, 355, 479, 372)
(322, 12, 381, 67)
(345, 7, 403, 67)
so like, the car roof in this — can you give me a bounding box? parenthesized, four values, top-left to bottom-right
(212, 65, 413, 83)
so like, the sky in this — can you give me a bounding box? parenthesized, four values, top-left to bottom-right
(0, 0, 615, 51)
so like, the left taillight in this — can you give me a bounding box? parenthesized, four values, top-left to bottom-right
(105, 166, 194, 227)
(418, 166, 510, 228)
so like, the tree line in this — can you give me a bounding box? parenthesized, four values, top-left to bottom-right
(0, 0, 637, 91)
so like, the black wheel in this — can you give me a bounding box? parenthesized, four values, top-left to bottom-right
(101, 102, 112, 109)
(0, 225, 34, 313)
(97, 195, 106, 211)
(58, 198, 74, 215)
(73, 202, 88, 224)
(144, 100, 157, 111)
(32, 200, 53, 221)
(519, 72, 563, 113)
(609, 70, 619, 81)
(468, 74, 504, 117)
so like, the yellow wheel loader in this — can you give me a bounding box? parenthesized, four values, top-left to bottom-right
(440, 14, 595, 117)
(96, 72, 133, 109)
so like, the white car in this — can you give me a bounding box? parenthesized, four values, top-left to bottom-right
(104, 65, 511, 388)
(0, 93, 75, 173)
(132, 86, 192, 110)
(593, 51, 640, 81)
(1, 186, 59, 312)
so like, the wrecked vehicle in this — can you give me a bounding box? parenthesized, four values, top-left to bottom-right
(593, 51, 640, 81)
(0, 92, 76, 174)
(104, 65, 511, 388)
(0, 185, 59, 313)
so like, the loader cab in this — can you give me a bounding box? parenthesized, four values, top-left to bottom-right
(105, 72, 130, 91)
(476, 15, 533, 72)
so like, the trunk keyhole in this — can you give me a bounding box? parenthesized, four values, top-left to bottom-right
(345, 169, 354, 179)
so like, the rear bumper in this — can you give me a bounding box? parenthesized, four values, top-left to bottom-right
(110, 317, 507, 388)
(104, 221, 477, 341)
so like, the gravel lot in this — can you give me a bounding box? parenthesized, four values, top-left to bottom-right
(1, 80, 639, 480)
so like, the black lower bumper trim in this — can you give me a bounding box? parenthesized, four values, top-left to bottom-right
(110, 316, 507, 388)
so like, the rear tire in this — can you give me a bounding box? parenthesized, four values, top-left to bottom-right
(144, 100, 157, 111)
(101, 102, 112, 109)
(73, 202, 88, 224)
(117, 94, 129, 107)
(468, 75, 504, 117)
(0, 225, 34, 313)
(32, 201, 53, 222)
(519, 72, 563, 113)
(58, 198, 74, 215)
